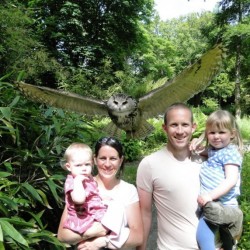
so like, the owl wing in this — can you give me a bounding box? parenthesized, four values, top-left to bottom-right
(16, 81, 108, 116)
(138, 44, 225, 119)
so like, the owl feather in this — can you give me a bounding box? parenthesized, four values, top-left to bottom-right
(16, 44, 225, 139)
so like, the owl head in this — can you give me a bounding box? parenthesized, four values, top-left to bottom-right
(107, 94, 137, 115)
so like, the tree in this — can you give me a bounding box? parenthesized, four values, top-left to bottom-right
(28, 0, 154, 80)
(0, 2, 64, 85)
(216, 0, 250, 118)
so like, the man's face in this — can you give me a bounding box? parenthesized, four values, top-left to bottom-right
(162, 108, 196, 151)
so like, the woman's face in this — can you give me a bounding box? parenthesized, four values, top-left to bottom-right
(94, 145, 123, 180)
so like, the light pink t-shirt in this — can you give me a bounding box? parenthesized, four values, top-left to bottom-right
(137, 147, 202, 250)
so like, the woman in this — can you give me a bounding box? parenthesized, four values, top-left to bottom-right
(57, 137, 143, 250)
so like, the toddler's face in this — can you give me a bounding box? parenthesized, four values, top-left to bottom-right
(67, 150, 93, 177)
(206, 125, 234, 149)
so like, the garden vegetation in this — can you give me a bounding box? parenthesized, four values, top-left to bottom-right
(0, 0, 249, 249)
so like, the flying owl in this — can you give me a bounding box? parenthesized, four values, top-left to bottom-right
(16, 44, 224, 139)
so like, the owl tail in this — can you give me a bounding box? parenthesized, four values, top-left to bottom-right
(104, 122, 125, 138)
(127, 120, 154, 139)
(104, 120, 154, 139)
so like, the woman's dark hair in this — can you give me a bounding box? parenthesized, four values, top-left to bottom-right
(94, 137, 125, 177)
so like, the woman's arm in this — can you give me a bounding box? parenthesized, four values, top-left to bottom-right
(58, 207, 108, 245)
(57, 207, 84, 245)
(122, 201, 143, 248)
(77, 201, 143, 250)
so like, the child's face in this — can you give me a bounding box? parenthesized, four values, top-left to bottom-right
(206, 125, 234, 149)
(66, 150, 92, 177)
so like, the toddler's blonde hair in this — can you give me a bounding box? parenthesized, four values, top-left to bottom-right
(194, 110, 243, 154)
(61, 142, 93, 170)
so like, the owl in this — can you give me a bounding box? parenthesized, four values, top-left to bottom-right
(16, 44, 224, 138)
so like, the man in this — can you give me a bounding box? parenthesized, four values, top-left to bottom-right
(136, 103, 202, 250)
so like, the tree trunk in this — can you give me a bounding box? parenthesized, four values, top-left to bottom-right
(235, 43, 241, 119)
(235, 0, 242, 119)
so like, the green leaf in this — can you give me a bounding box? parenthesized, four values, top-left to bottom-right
(0, 196, 18, 211)
(0, 218, 34, 228)
(0, 172, 12, 178)
(26, 210, 44, 228)
(36, 190, 52, 209)
(0, 108, 11, 120)
(9, 96, 20, 107)
(16, 71, 26, 82)
(0, 73, 13, 82)
(28, 230, 64, 246)
(0, 220, 28, 247)
(46, 179, 61, 203)
(0, 204, 9, 217)
(21, 183, 43, 203)
(0, 118, 16, 142)
(3, 162, 13, 172)
(0, 242, 4, 250)
(0, 223, 3, 242)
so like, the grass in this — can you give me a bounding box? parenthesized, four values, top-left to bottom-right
(237, 116, 250, 143)
(123, 161, 139, 186)
(238, 152, 250, 250)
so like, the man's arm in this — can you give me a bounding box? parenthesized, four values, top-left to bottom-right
(136, 187, 153, 250)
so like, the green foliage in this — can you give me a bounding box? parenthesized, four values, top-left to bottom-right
(0, 0, 250, 247)
(120, 138, 142, 162)
(192, 108, 207, 137)
(0, 79, 103, 249)
(206, 73, 235, 103)
(238, 152, 250, 250)
(28, 0, 154, 76)
(200, 97, 220, 115)
(122, 163, 138, 186)
(237, 116, 250, 142)
(141, 118, 166, 155)
(0, 4, 64, 85)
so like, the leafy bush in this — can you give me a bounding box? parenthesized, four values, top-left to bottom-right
(192, 107, 207, 138)
(200, 97, 219, 115)
(141, 118, 166, 155)
(237, 116, 250, 143)
(0, 79, 102, 249)
(238, 152, 250, 250)
(121, 137, 142, 162)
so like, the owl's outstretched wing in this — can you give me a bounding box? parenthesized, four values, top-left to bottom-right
(16, 82, 108, 116)
(138, 44, 225, 119)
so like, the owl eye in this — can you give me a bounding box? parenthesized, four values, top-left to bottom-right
(122, 101, 128, 105)
(114, 101, 118, 105)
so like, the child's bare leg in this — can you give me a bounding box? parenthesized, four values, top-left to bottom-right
(83, 222, 108, 239)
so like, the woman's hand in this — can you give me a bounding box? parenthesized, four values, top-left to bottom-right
(77, 237, 105, 250)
